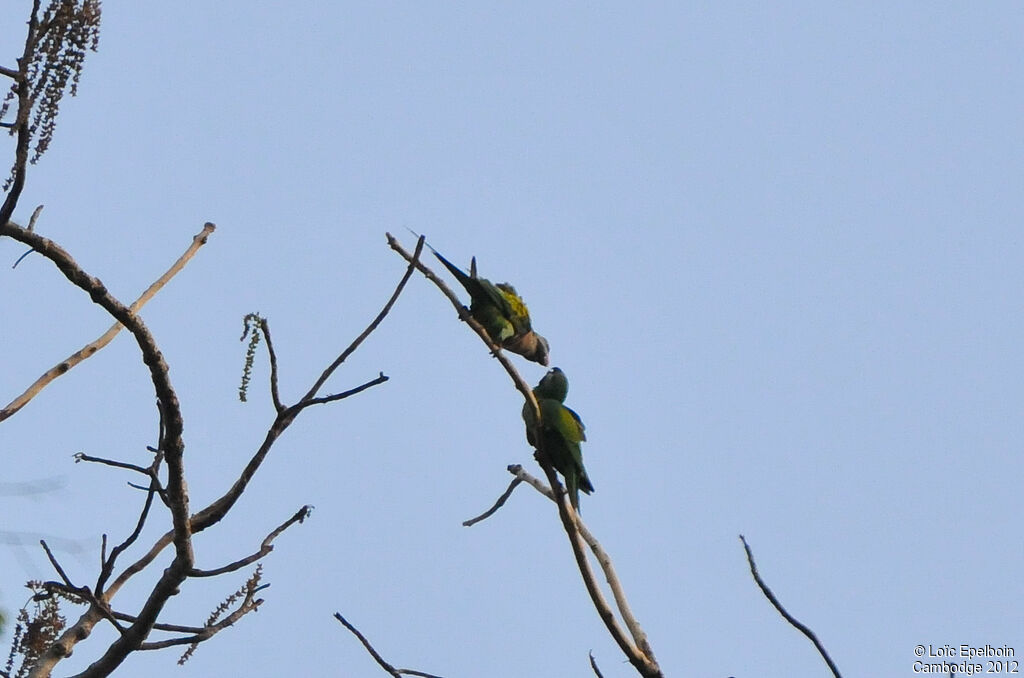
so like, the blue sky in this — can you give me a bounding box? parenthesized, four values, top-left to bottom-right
(2, 3, 1023, 676)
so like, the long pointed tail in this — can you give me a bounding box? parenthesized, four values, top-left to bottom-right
(431, 249, 473, 289)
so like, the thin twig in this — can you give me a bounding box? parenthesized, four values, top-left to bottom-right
(462, 476, 523, 526)
(73, 453, 152, 477)
(301, 236, 425, 402)
(109, 612, 204, 634)
(296, 373, 388, 409)
(11, 205, 45, 268)
(334, 613, 446, 678)
(739, 535, 842, 678)
(260, 318, 284, 412)
(96, 471, 162, 593)
(40, 539, 73, 587)
(589, 651, 605, 678)
(188, 506, 312, 577)
(1, 223, 216, 422)
(137, 585, 267, 651)
(26, 203, 43, 231)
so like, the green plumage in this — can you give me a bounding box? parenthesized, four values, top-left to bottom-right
(523, 367, 593, 509)
(431, 249, 550, 366)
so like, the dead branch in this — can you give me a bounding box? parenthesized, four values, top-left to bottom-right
(188, 506, 312, 577)
(462, 476, 523, 526)
(334, 613, 446, 678)
(589, 651, 605, 678)
(482, 464, 662, 674)
(740, 535, 842, 678)
(95, 470, 163, 594)
(139, 583, 267, 653)
(39, 541, 73, 589)
(301, 235, 426, 403)
(260, 317, 284, 412)
(72, 454, 152, 478)
(296, 372, 389, 409)
(1, 223, 216, 422)
(507, 463, 555, 498)
(10, 203, 45, 268)
(108, 614, 203, 635)
(539, 462, 661, 677)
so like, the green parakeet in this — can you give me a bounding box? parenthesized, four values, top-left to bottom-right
(430, 248, 550, 366)
(523, 367, 593, 509)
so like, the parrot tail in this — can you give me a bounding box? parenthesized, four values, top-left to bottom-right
(431, 250, 473, 289)
(579, 470, 594, 495)
(567, 472, 581, 510)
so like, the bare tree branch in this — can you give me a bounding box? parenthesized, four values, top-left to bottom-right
(108, 614, 204, 635)
(507, 463, 555, 498)
(39, 540, 73, 589)
(538, 462, 661, 677)
(296, 372, 389, 409)
(11, 204, 46, 267)
(494, 464, 661, 676)
(188, 506, 312, 577)
(1, 223, 216, 422)
(589, 651, 605, 678)
(301, 235, 425, 403)
(739, 535, 842, 678)
(462, 476, 523, 526)
(138, 583, 267, 653)
(334, 613, 446, 678)
(260, 317, 284, 412)
(72, 453, 152, 478)
(96, 467, 163, 594)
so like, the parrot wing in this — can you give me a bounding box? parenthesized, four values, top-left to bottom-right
(495, 282, 533, 334)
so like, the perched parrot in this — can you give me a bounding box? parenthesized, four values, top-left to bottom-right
(430, 248, 550, 366)
(522, 367, 593, 510)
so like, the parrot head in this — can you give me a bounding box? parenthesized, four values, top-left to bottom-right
(506, 330, 550, 366)
(533, 366, 569, 402)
